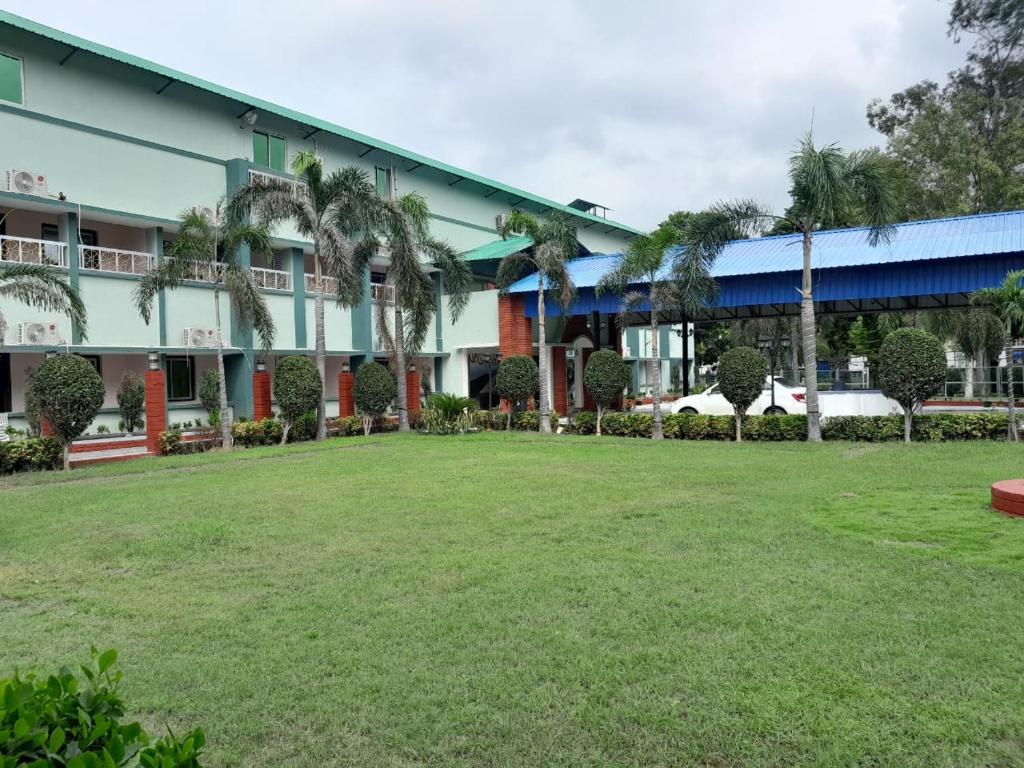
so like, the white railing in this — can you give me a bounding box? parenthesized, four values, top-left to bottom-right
(80, 246, 155, 276)
(166, 258, 224, 284)
(371, 283, 395, 303)
(0, 235, 67, 267)
(248, 168, 308, 197)
(251, 266, 291, 291)
(304, 273, 338, 295)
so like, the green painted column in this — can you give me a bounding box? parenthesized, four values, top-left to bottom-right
(626, 328, 640, 358)
(57, 212, 80, 344)
(146, 227, 166, 346)
(433, 273, 443, 352)
(659, 325, 671, 359)
(351, 270, 372, 352)
(225, 158, 254, 418)
(291, 247, 307, 349)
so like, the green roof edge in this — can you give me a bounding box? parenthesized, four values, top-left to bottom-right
(0, 10, 640, 236)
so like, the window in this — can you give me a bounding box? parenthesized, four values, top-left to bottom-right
(252, 131, 287, 172)
(375, 167, 392, 199)
(41, 224, 97, 246)
(166, 357, 195, 401)
(370, 271, 387, 285)
(0, 53, 23, 105)
(0, 353, 10, 412)
(80, 355, 102, 377)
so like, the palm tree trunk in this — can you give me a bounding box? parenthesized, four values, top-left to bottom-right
(537, 274, 552, 435)
(904, 408, 912, 443)
(964, 360, 974, 399)
(214, 288, 232, 449)
(650, 313, 663, 440)
(1006, 344, 1018, 441)
(62, 443, 70, 471)
(789, 316, 801, 382)
(313, 252, 326, 441)
(395, 305, 409, 432)
(800, 232, 822, 442)
(734, 409, 742, 443)
(596, 404, 603, 436)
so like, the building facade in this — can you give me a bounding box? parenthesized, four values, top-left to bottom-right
(0, 11, 684, 434)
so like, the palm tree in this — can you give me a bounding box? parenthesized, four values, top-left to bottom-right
(682, 134, 898, 441)
(0, 264, 87, 344)
(970, 270, 1024, 440)
(952, 308, 1004, 398)
(135, 205, 275, 449)
(374, 192, 471, 431)
(495, 211, 577, 435)
(226, 152, 384, 440)
(596, 227, 682, 440)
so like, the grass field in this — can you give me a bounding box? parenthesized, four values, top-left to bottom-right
(3, 433, 1024, 767)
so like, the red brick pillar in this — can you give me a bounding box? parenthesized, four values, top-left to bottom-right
(338, 366, 355, 417)
(406, 368, 422, 417)
(252, 369, 272, 421)
(145, 361, 166, 455)
(551, 347, 567, 415)
(498, 295, 532, 412)
(40, 419, 53, 437)
(581, 347, 596, 411)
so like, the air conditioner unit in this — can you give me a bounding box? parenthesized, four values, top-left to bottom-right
(495, 213, 509, 230)
(7, 169, 48, 196)
(17, 320, 61, 345)
(183, 327, 219, 348)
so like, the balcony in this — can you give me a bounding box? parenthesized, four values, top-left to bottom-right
(80, 246, 155, 276)
(371, 283, 395, 303)
(251, 266, 291, 291)
(304, 273, 338, 295)
(248, 168, 307, 197)
(0, 235, 67, 268)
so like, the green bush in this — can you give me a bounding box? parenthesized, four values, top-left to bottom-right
(287, 411, 318, 442)
(584, 350, 631, 435)
(231, 418, 284, 448)
(198, 369, 221, 426)
(327, 416, 364, 437)
(571, 411, 597, 435)
(272, 356, 322, 443)
(0, 647, 205, 768)
(22, 366, 42, 437)
(0, 437, 62, 474)
(495, 355, 538, 429)
(717, 347, 768, 442)
(159, 428, 219, 455)
(354, 362, 397, 435)
(29, 354, 105, 469)
(510, 410, 559, 432)
(823, 413, 1009, 442)
(420, 393, 477, 435)
(878, 328, 948, 442)
(116, 371, 145, 433)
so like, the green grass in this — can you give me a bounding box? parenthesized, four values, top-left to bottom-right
(3, 433, 1024, 767)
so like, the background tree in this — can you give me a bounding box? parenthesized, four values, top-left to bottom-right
(970, 269, 1024, 439)
(227, 153, 385, 441)
(22, 366, 41, 437)
(116, 371, 145, 433)
(878, 328, 947, 442)
(374, 192, 470, 432)
(29, 354, 104, 469)
(954, 307, 1005, 397)
(272, 356, 322, 444)
(495, 355, 538, 430)
(717, 346, 768, 443)
(596, 227, 681, 439)
(496, 212, 577, 434)
(683, 134, 898, 441)
(198, 369, 221, 427)
(0, 263, 87, 345)
(353, 361, 396, 436)
(135, 205, 275, 449)
(583, 350, 631, 436)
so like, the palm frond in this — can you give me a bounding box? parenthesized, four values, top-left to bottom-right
(0, 264, 88, 340)
(499, 210, 541, 241)
(222, 265, 275, 351)
(845, 148, 899, 246)
(423, 237, 471, 321)
(789, 132, 847, 228)
(495, 251, 536, 294)
(396, 192, 432, 243)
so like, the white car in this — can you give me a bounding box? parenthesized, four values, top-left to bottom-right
(635, 377, 807, 416)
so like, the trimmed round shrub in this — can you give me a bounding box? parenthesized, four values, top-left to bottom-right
(354, 362, 397, 435)
(198, 368, 221, 426)
(717, 346, 767, 442)
(878, 328, 947, 442)
(495, 355, 538, 429)
(273, 356, 322, 444)
(28, 354, 105, 469)
(584, 350, 631, 435)
(116, 370, 145, 433)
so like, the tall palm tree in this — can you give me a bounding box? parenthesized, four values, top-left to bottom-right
(682, 134, 898, 441)
(495, 211, 577, 435)
(970, 270, 1024, 440)
(135, 205, 275, 449)
(374, 192, 471, 431)
(596, 227, 682, 440)
(226, 152, 384, 440)
(953, 308, 1004, 398)
(0, 264, 88, 344)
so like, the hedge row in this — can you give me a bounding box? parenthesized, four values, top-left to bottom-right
(0, 437, 62, 474)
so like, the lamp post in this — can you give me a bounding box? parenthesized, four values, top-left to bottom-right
(757, 335, 791, 412)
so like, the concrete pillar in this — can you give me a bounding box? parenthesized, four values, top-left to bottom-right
(144, 353, 166, 455)
(581, 347, 595, 411)
(252, 363, 272, 421)
(57, 212, 80, 344)
(551, 346, 568, 415)
(338, 363, 355, 417)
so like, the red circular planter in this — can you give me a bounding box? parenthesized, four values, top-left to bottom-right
(991, 480, 1024, 517)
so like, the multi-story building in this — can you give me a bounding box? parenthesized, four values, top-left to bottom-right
(0, 10, 685, 436)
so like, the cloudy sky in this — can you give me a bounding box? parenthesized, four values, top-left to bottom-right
(7, 1, 966, 229)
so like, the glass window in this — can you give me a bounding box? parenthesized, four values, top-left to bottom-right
(376, 167, 392, 199)
(166, 357, 194, 401)
(269, 135, 286, 172)
(0, 53, 23, 105)
(253, 131, 286, 172)
(253, 132, 269, 167)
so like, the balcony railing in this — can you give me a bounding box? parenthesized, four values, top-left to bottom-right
(251, 266, 292, 291)
(0, 235, 67, 267)
(371, 283, 395, 303)
(248, 168, 308, 197)
(304, 273, 338, 295)
(80, 246, 155, 276)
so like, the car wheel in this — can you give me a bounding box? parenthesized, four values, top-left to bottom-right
(763, 406, 787, 415)
(678, 407, 698, 415)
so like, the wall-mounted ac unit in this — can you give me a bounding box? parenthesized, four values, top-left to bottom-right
(7, 169, 48, 196)
(183, 327, 219, 348)
(495, 213, 509, 230)
(17, 320, 61, 345)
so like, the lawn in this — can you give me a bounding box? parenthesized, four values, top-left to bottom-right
(2, 433, 1024, 767)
